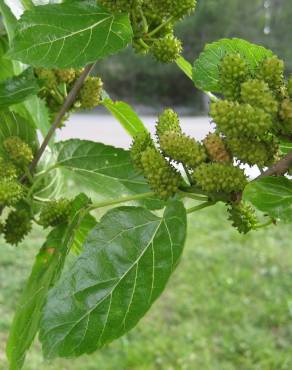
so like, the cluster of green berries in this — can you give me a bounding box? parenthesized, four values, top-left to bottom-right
(130, 108, 248, 200)
(35, 68, 103, 126)
(227, 203, 258, 234)
(98, 0, 197, 63)
(0, 137, 35, 245)
(39, 199, 72, 228)
(209, 52, 292, 169)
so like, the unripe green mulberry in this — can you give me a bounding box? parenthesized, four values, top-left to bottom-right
(55, 69, 76, 84)
(227, 202, 258, 234)
(99, 0, 142, 12)
(193, 162, 247, 194)
(4, 137, 33, 169)
(279, 99, 292, 134)
(0, 157, 18, 179)
(4, 209, 32, 246)
(156, 109, 181, 139)
(159, 132, 207, 168)
(240, 79, 278, 115)
(288, 76, 292, 98)
(151, 35, 182, 63)
(210, 100, 272, 138)
(80, 77, 103, 109)
(219, 53, 249, 100)
(227, 136, 278, 167)
(256, 56, 284, 92)
(0, 179, 24, 206)
(130, 131, 155, 171)
(39, 198, 72, 228)
(35, 68, 58, 89)
(149, 0, 196, 18)
(203, 133, 231, 162)
(140, 147, 182, 200)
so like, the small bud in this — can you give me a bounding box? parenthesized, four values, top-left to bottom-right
(4, 137, 33, 169)
(256, 56, 284, 92)
(151, 35, 182, 63)
(203, 133, 231, 162)
(39, 199, 72, 228)
(130, 131, 155, 171)
(80, 77, 103, 109)
(156, 109, 181, 140)
(227, 202, 258, 234)
(4, 209, 32, 246)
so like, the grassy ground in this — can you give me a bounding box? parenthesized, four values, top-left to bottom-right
(0, 203, 292, 370)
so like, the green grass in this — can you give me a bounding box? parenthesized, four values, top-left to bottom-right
(1, 204, 292, 370)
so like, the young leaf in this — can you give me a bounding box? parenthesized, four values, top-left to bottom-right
(244, 177, 292, 222)
(102, 98, 147, 137)
(53, 139, 152, 201)
(6, 194, 95, 370)
(0, 110, 38, 154)
(193, 38, 274, 93)
(0, 68, 39, 108)
(8, 1, 133, 68)
(0, 37, 14, 80)
(40, 200, 187, 358)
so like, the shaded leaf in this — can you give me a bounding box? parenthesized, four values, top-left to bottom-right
(193, 38, 274, 93)
(6, 194, 94, 370)
(8, 1, 133, 68)
(0, 68, 39, 108)
(40, 200, 187, 358)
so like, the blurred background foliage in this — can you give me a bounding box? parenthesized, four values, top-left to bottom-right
(97, 0, 292, 113)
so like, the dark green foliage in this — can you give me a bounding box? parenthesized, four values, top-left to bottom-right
(241, 79, 278, 115)
(151, 35, 183, 63)
(140, 147, 182, 199)
(256, 56, 284, 92)
(130, 131, 155, 171)
(193, 162, 247, 194)
(4, 210, 32, 246)
(219, 53, 249, 100)
(79, 77, 103, 109)
(39, 199, 72, 228)
(4, 137, 33, 169)
(203, 133, 231, 162)
(159, 132, 206, 168)
(156, 108, 181, 139)
(210, 100, 272, 138)
(227, 202, 258, 234)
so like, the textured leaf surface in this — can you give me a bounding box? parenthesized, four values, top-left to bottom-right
(193, 38, 274, 93)
(9, 1, 133, 68)
(40, 200, 187, 358)
(102, 98, 147, 137)
(0, 68, 39, 108)
(244, 177, 292, 222)
(0, 36, 14, 80)
(54, 139, 152, 201)
(6, 194, 94, 370)
(0, 110, 38, 154)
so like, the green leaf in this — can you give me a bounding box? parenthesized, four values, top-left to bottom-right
(6, 194, 94, 370)
(0, 36, 14, 80)
(244, 177, 292, 222)
(176, 56, 193, 80)
(8, 1, 133, 68)
(11, 95, 52, 143)
(102, 98, 147, 137)
(40, 200, 187, 358)
(193, 38, 274, 93)
(0, 110, 38, 154)
(0, 68, 39, 108)
(280, 141, 292, 155)
(53, 139, 153, 201)
(0, 0, 19, 42)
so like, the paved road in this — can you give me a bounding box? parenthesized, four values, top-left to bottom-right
(57, 112, 259, 177)
(57, 113, 212, 149)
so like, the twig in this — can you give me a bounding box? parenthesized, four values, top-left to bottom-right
(28, 63, 96, 175)
(255, 151, 292, 179)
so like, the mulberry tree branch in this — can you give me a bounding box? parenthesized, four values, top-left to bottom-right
(29, 63, 96, 175)
(256, 150, 292, 179)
